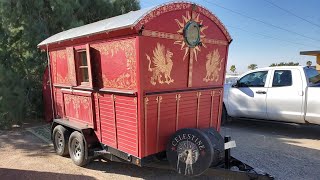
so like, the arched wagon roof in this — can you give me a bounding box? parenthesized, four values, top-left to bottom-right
(38, 1, 231, 47)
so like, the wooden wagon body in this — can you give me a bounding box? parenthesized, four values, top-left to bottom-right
(37, 2, 272, 178)
(39, 1, 231, 160)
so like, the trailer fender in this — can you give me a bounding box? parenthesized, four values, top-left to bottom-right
(51, 119, 101, 156)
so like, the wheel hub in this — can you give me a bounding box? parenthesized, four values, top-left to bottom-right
(55, 132, 63, 149)
(73, 139, 81, 160)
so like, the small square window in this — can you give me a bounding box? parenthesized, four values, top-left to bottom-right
(77, 50, 89, 85)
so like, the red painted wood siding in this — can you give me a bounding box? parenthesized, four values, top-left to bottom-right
(143, 88, 223, 157)
(98, 94, 139, 157)
(93, 93, 101, 141)
(62, 90, 94, 127)
(54, 88, 63, 117)
(115, 96, 138, 157)
(99, 93, 117, 148)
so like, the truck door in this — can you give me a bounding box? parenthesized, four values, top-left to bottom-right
(228, 71, 269, 119)
(304, 68, 320, 124)
(266, 69, 304, 123)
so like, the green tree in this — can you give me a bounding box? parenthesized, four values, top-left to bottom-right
(0, 65, 26, 128)
(0, 0, 140, 127)
(230, 65, 236, 73)
(248, 64, 258, 70)
(269, 62, 299, 67)
(112, 0, 141, 16)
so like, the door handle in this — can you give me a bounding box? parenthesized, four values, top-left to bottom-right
(256, 90, 266, 94)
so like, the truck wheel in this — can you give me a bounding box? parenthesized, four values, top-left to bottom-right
(166, 128, 214, 176)
(53, 125, 70, 156)
(221, 104, 228, 125)
(68, 131, 89, 166)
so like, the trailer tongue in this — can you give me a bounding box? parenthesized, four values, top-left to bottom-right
(40, 1, 273, 179)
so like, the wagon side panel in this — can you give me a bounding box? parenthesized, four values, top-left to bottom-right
(90, 38, 137, 91)
(62, 90, 94, 128)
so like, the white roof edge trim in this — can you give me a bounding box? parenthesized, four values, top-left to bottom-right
(38, 1, 231, 47)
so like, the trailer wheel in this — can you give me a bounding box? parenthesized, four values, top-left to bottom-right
(166, 128, 214, 176)
(68, 131, 89, 166)
(53, 125, 70, 156)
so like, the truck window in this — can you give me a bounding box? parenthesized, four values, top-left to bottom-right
(272, 70, 292, 87)
(238, 71, 268, 87)
(305, 68, 320, 85)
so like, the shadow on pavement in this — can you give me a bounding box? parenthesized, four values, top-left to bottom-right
(85, 160, 216, 180)
(0, 168, 96, 180)
(0, 128, 54, 157)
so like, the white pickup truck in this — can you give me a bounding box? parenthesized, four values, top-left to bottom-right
(223, 66, 320, 125)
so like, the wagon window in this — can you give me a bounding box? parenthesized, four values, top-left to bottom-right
(77, 50, 89, 85)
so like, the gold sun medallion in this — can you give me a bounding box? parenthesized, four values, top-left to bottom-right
(174, 11, 208, 87)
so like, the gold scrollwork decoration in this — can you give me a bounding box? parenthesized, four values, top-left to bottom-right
(91, 39, 136, 89)
(146, 43, 174, 86)
(203, 49, 223, 82)
(57, 74, 69, 84)
(56, 50, 66, 59)
(64, 95, 90, 119)
(66, 47, 76, 85)
(51, 51, 57, 83)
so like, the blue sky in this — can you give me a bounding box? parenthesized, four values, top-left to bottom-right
(140, 0, 320, 73)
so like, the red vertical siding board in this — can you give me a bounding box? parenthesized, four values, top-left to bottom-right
(198, 91, 212, 128)
(145, 96, 158, 156)
(99, 94, 117, 148)
(115, 96, 138, 157)
(158, 94, 177, 152)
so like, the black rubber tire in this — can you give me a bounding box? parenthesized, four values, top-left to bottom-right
(52, 125, 70, 156)
(68, 131, 89, 166)
(221, 104, 228, 125)
(201, 128, 225, 166)
(166, 128, 214, 176)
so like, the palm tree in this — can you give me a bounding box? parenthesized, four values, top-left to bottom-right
(248, 64, 258, 70)
(230, 65, 236, 73)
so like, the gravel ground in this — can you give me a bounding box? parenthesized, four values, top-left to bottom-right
(0, 120, 319, 180)
(221, 120, 320, 180)
(0, 128, 205, 180)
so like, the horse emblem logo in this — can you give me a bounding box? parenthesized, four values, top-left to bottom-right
(203, 49, 223, 82)
(146, 43, 174, 85)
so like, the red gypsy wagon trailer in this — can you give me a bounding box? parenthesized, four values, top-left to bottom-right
(39, 2, 272, 178)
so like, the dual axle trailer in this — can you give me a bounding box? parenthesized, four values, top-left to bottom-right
(39, 1, 272, 179)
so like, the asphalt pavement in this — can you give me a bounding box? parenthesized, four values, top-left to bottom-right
(221, 119, 320, 180)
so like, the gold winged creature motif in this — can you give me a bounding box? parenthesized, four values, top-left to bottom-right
(146, 43, 174, 85)
(203, 49, 223, 82)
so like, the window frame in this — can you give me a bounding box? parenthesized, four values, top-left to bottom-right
(73, 44, 93, 88)
(271, 70, 293, 87)
(76, 49, 89, 86)
(238, 71, 268, 88)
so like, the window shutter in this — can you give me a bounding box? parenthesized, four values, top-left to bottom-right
(86, 44, 93, 88)
(66, 47, 77, 86)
